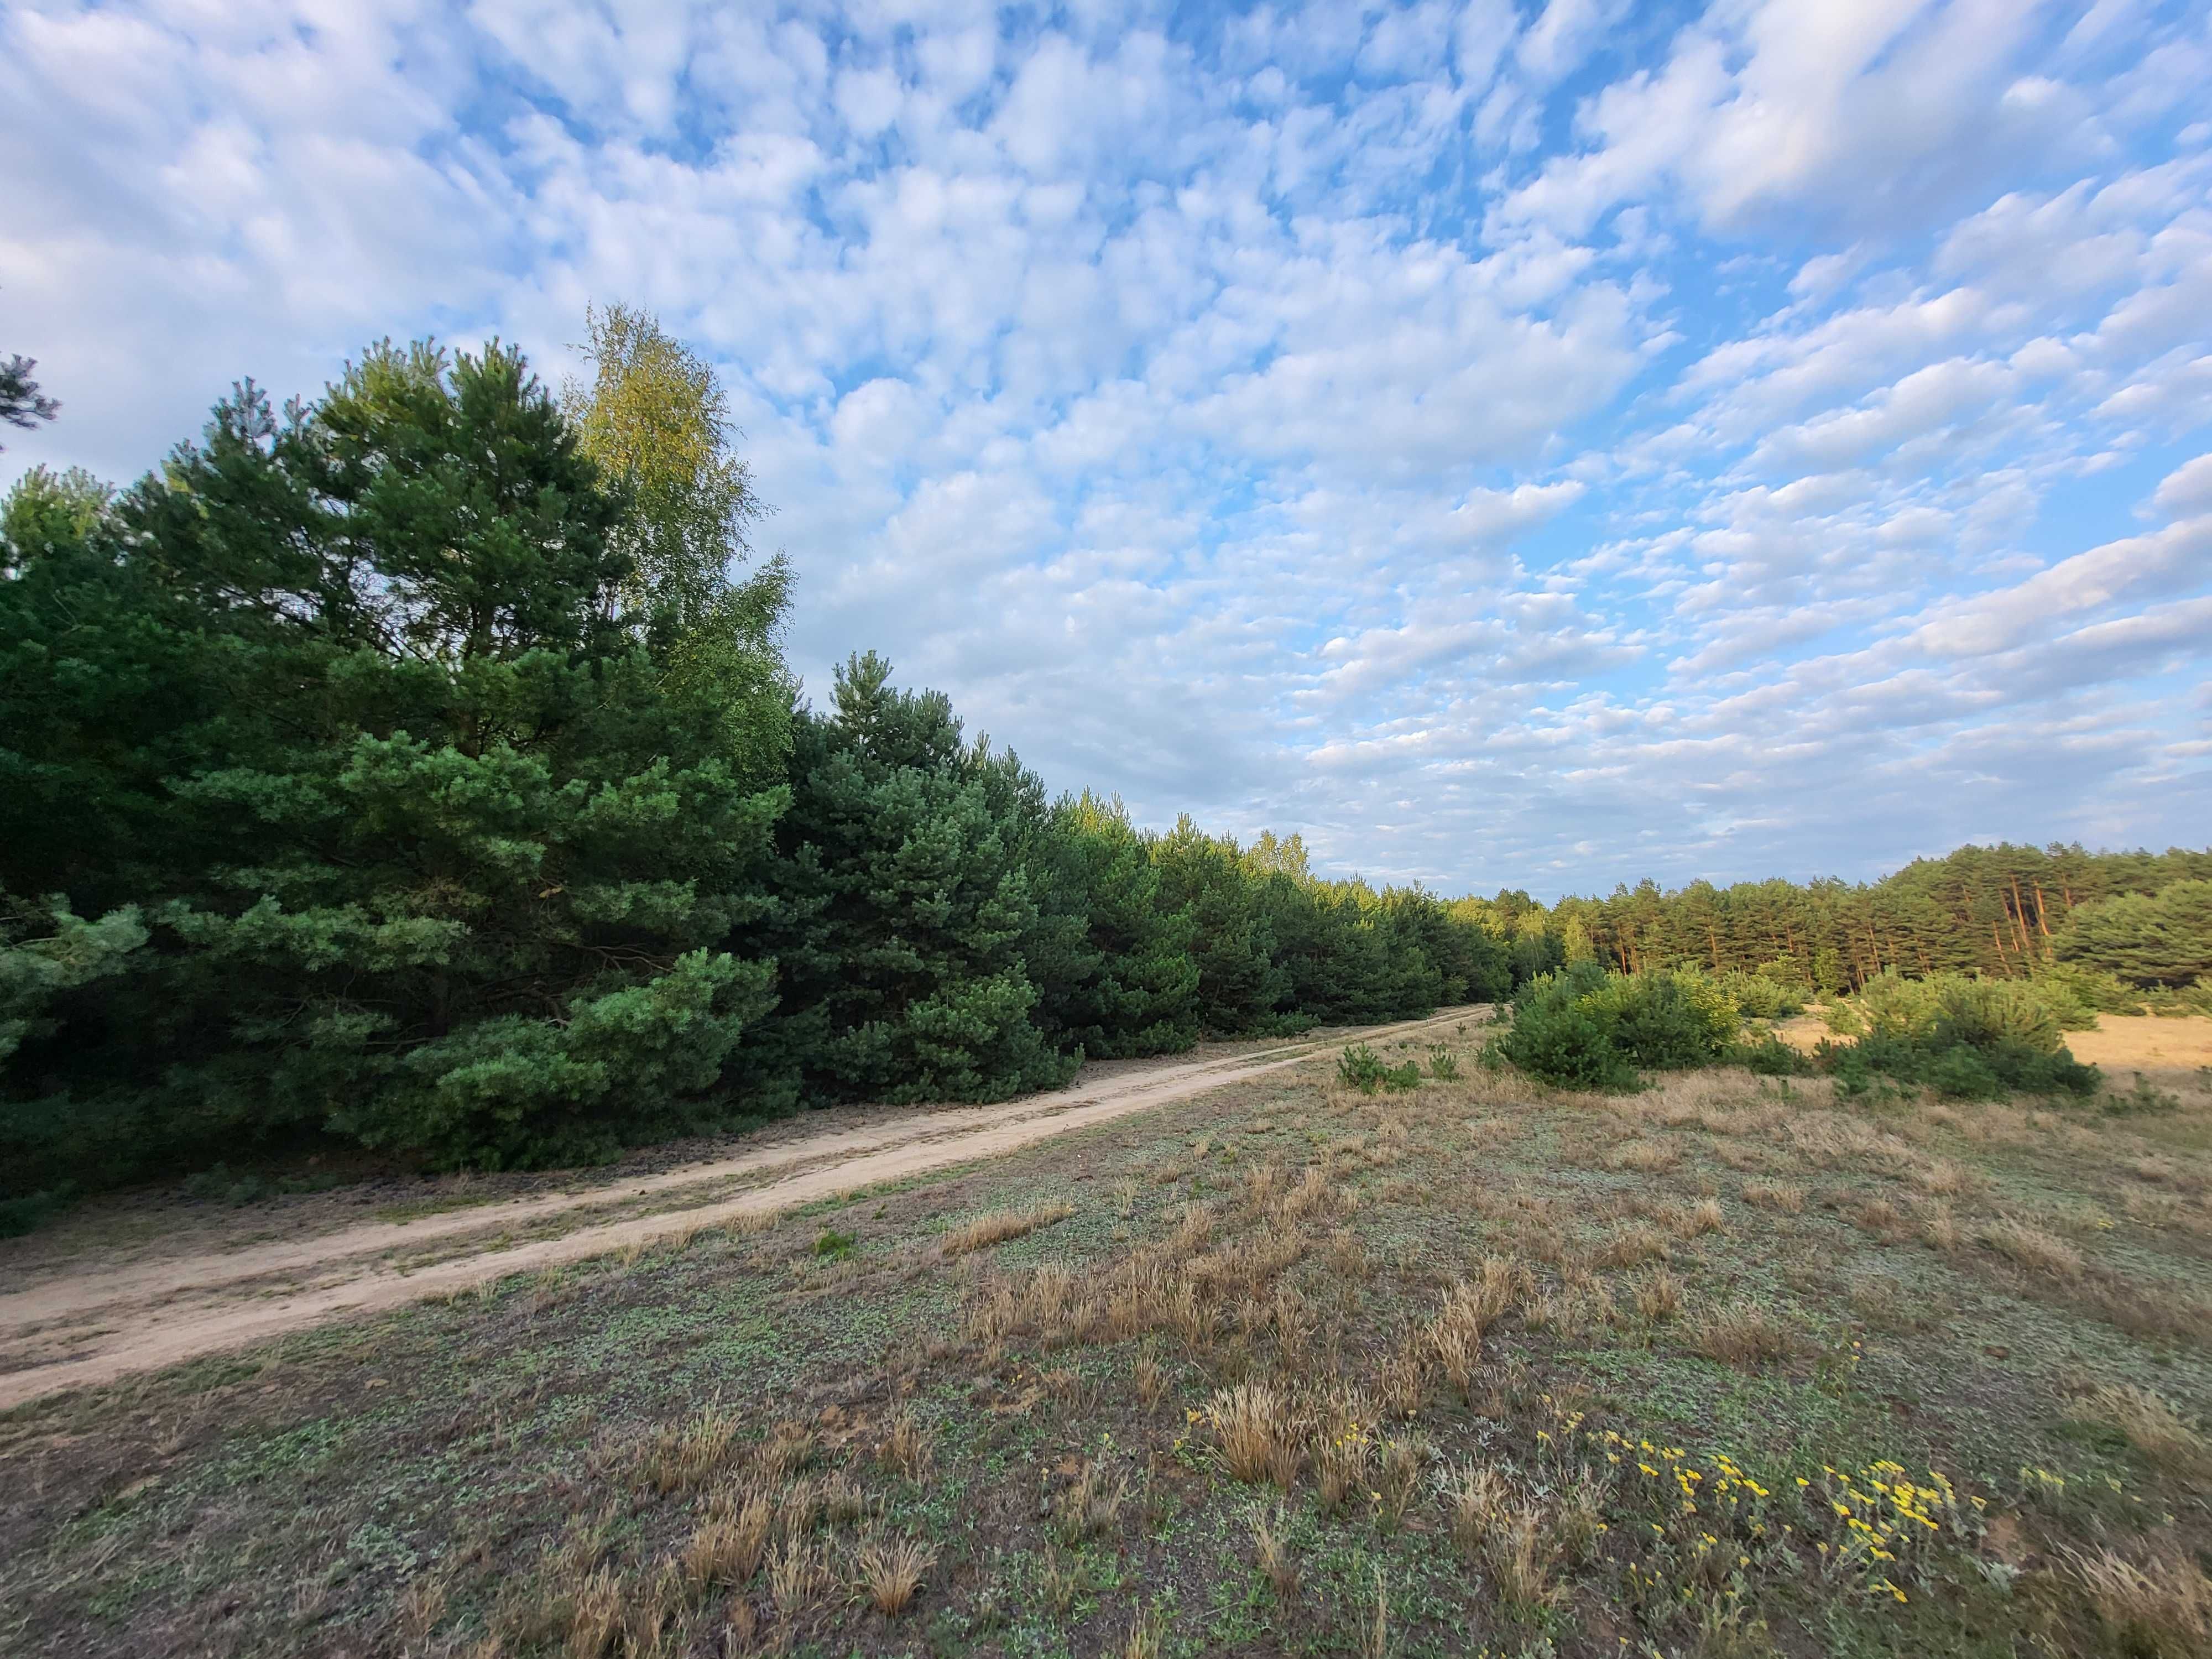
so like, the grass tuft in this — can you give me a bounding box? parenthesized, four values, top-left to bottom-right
(939, 1202, 1075, 1256)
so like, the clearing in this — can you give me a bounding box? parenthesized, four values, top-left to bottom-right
(3, 1016, 2209, 1658)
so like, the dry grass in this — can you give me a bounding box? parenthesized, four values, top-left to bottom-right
(1055, 1460, 1131, 1542)
(1599, 1222, 1671, 1267)
(754, 1420, 819, 1481)
(1375, 1333, 1431, 1421)
(1741, 1180, 1805, 1214)
(2069, 1384, 2211, 1477)
(1610, 1138, 1681, 1173)
(1910, 1156, 1978, 1197)
(1634, 1267, 1683, 1323)
(1853, 1195, 1909, 1242)
(766, 1536, 831, 1616)
(938, 1202, 1075, 1256)
(563, 1567, 623, 1659)
(877, 1407, 930, 1479)
(1314, 1390, 1375, 1517)
(2063, 1543, 2212, 1657)
(637, 1405, 740, 1495)
(1690, 1301, 1798, 1368)
(1208, 1383, 1301, 1487)
(1921, 1200, 1963, 1252)
(1979, 1217, 2084, 1279)
(682, 1491, 771, 1588)
(1446, 1463, 1558, 1614)
(1251, 1503, 1299, 1602)
(1134, 1352, 1167, 1408)
(852, 1532, 933, 1618)
(1121, 1603, 1167, 1659)
(1672, 1196, 1726, 1238)
(1426, 1303, 1484, 1398)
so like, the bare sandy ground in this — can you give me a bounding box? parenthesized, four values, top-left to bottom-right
(0, 1009, 1483, 1411)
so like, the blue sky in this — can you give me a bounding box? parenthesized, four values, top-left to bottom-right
(4, 0, 2209, 898)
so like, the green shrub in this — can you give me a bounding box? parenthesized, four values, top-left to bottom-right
(1338, 1044, 1384, 1090)
(1817, 1006, 2100, 1103)
(1712, 969, 1806, 1021)
(1924, 1044, 2005, 1101)
(1492, 999, 1637, 1089)
(1728, 1030, 1813, 1076)
(1336, 1044, 1418, 1093)
(1493, 966, 1735, 1089)
(1427, 1045, 1460, 1081)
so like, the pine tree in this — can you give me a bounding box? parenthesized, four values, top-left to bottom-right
(1, 340, 791, 1187)
(750, 653, 1077, 1103)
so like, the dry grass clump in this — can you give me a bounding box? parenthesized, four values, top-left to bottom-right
(638, 1405, 741, 1494)
(938, 1202, 1074, 1256)
(1251, 1504, 1300, 1601)
(684, 1489, 773, 1588)
(1920, 1199, 1963, 1252)
(1910, 1156, 1978, 1197)
(1853, 1195, 1910, 1242)
(1472, 1252, 1531, 1324)
(1134, 1352, 1168, 1408)
(1668, 1197, 1726, 1238)
(2062, 1543, 2211, 1657)
(1610, 1138, 1681, 1173)
(1599, 1222, 1671, 1267)
(1634, 1267, 1683, 1323)
(767, 1536, 831, 1615)
(821, 1472, 870, 1526)
(1313, 1390, 1376, 1516)
(1979, 1217, 2084, 1279)
(2120, 1188, 2184, 1228)
(2069, 1384, 2211, 1477)
(1208, 1383, 1301, 1487)
(1787, 1114, 1917, 1173)
(852, 1532, 933, 1617)
(1446, 1463, 1560, 1614)
(754, 1419, 820, 1481)
(877, 1406, 931, 1479)
(1741, 1180, 1805, 1214)
(1689, 1300, 1798, 1368)
(1425, 1285, 1487, 1396)
(562, 1567, 624, 1659)
(1055, 1460, 1132, 1541)
(1272, 1164, 1340, 1223)
(1375, 1339, 1430, 1421)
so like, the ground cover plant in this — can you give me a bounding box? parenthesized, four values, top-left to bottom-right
(6, 1027, 2209, 1658)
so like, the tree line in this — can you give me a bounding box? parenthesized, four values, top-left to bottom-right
(4, 319, 2205, 1220)
(1501, 843, 2212, 993)
(0, 319, 1509, 1213)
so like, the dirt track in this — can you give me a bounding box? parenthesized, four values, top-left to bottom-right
(0, 1009, 1481, 1411)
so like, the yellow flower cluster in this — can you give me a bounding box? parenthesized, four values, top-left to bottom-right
(1603, 1433, 1770, 1529)
(1813, 1459, 1970, 1603)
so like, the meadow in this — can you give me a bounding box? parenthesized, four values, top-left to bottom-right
(5, 1014, 2208, 1659)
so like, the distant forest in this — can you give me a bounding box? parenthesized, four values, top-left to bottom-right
(1504, 843, 2212, 992)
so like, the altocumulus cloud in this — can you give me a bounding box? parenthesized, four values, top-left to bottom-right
(3, 0, 2208, 896)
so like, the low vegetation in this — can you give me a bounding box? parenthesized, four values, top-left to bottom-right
(6, 1018, 2209, 1658)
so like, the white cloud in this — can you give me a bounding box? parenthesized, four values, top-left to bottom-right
(3, 0, 2208, 894)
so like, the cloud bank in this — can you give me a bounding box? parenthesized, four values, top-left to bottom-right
(4, 0, 2208, 896)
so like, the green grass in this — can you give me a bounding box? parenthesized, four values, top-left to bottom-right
(3, 1056, 2210, 1657)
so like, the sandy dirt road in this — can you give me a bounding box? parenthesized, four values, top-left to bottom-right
(0, 1009, 1483, 1410)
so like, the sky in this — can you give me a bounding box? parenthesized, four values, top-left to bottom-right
(4, 0, 2210, 900)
